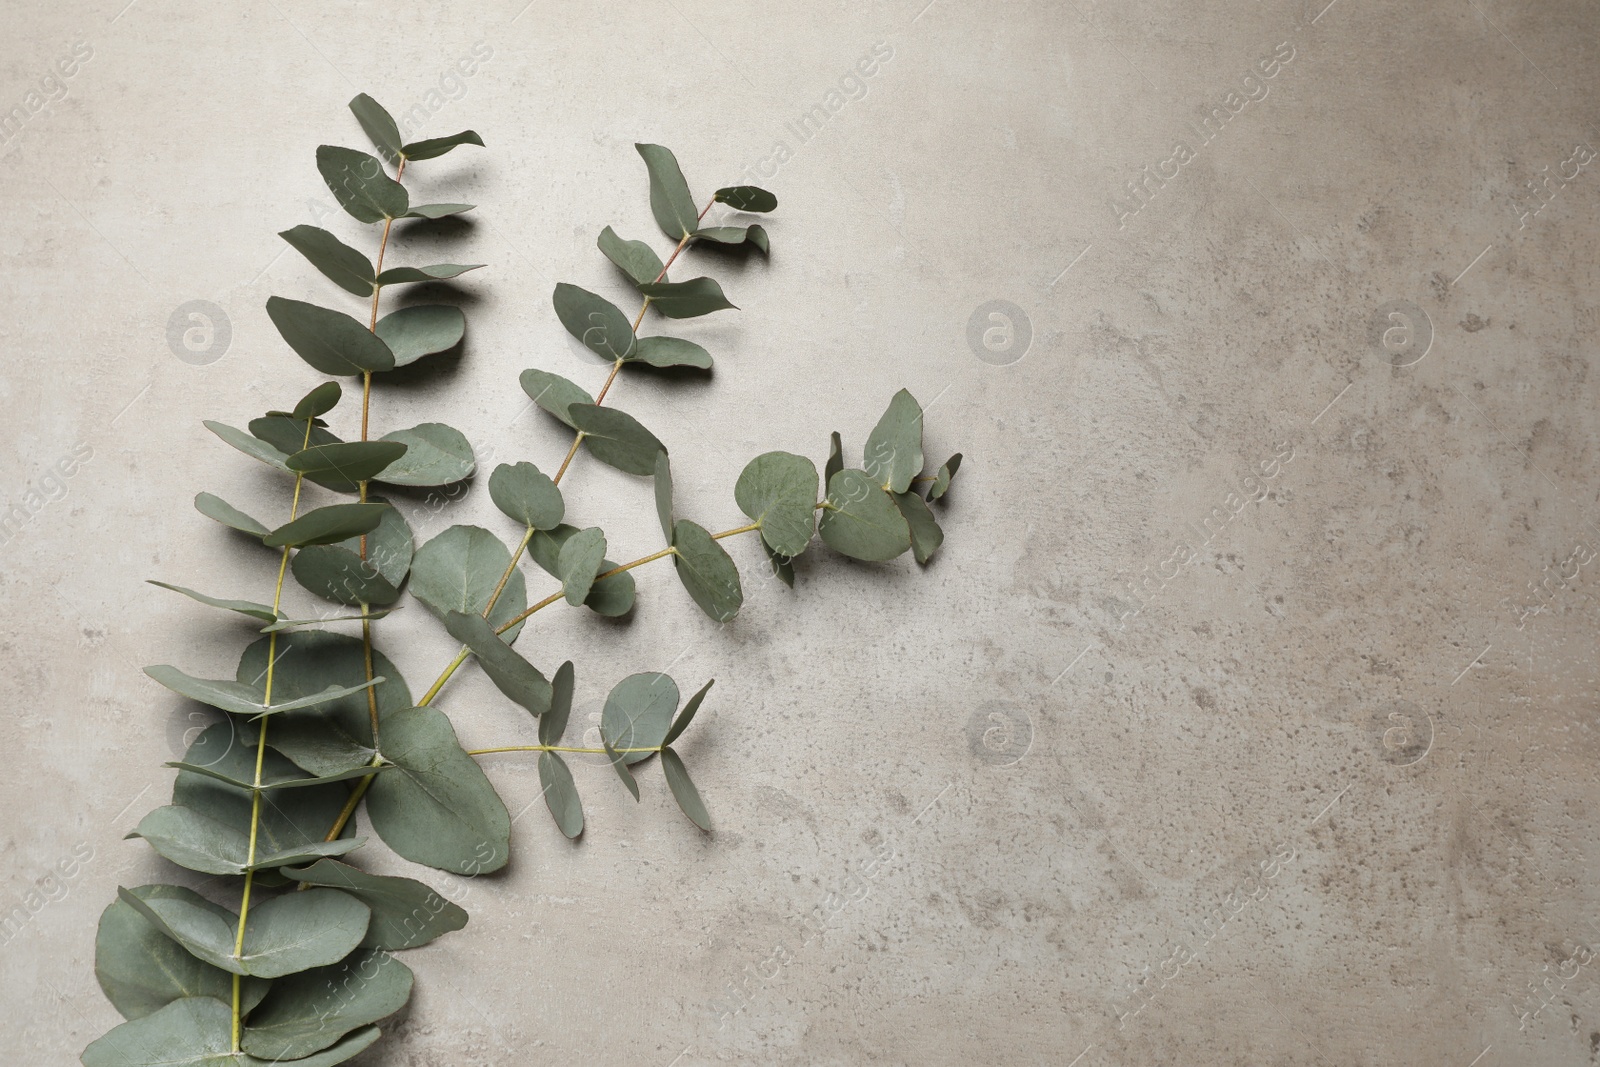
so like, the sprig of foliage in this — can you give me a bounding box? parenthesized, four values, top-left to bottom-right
(84, 94, 963, 1066)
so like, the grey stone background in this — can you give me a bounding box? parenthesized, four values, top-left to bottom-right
(2, 0, 1597, 1063)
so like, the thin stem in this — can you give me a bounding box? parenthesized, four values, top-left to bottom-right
(470, 744, 661, 756)
(712, 522, 760, 540)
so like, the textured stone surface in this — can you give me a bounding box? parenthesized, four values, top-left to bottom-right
(2, 1, 1597, 1063)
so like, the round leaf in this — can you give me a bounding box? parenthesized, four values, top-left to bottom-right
(519, 368, 595, 429)
(557, 527, 606, 606)
(375, 423, 475, 486)
(863, 387, 924, 494)
(569, 403, 665, 476)
(373, 305, 465, 367)
(280, 858, 468, 950)
(672, 519, 744, 622)
(242, 949, 412, 1061)
(734, 451, 818, 557)
(601, 672, 679, 765)
(409, 525, 528, 639)
(818, 468, 912, 561)
(488, 461, 564, 530)
(539, 751, 584, 839)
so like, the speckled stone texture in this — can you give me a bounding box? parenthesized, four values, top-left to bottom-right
(2, 1, 1598, 1064)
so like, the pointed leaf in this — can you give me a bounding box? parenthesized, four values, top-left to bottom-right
(82, 996, 380, 1067)
(404, 202, 475, 219)
(367, 706, 511, 874)
(242, 949, 411, 1061)
(373, 304, 465, 366)
(148, 581, 280, 623)
(194, 492, 269, 539)
(375, 423, 475, 486)
(636, 143, 700, 238)
(292, 381, 343, 420)
(116, 886, 369, 978)
(260, 609, 395, 633)
(763, 540, 795, 588)
(488, 461, 564, 530)
(409, 525, 528, 639)
(291, 545, 402, 607)
(631, 335, 712, 369)
(278, 225, 375, 297)
(893, 489, 944, 564)
(863, 387, 923, 493)
(265, 502, 390, 548)
(526, 524, 635, 616)
(552, 282, 636, 360)
(281, 859, 468, 950)
(401, 129, 484, 161)
(695, 224, 769, 254)
(443, 610, 552, 716)
(734, 451, 818, 557)
(539, 751, 584, 839)
(713, 185, 778, 212)
(672, 519, 744, 622)
(568, 403, 665, 475)
(375, 262, 484, 284)
(661, 747, 711, 831)
(519, 367, 595, 429)
(598, 225, 665, 287)
(637, 276, 736, 319)
(349, 93, 403, 162)
(928, 452, 963, 501)
(203, 421, 289, 472)
(144, 664, 384, 718)
(654, 451, 674, 543)
(540, 661, 576, 745)
(664, 678, 713, 746)
(128, 805, 365, 875)
(95, 886, 268, 1021)
(601, 671, 678, 765)
(286, 441, 408, 489)
(603, 736, 640, 801)
(818, 468, 912, 561)
(317, 144, 407, 223)
(266, 296, 396, 375)
(557, 526, 606, 606)
(825, 430, 844, 486)
(249, 413, 338, 455)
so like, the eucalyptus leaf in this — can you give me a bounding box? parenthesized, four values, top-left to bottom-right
(242, 948, 412, 1061)
(734, 451, 818, 557)
(928, 452, 963, 501)
(147, 581, 280, 623)
(601, 672, 678, 765)
(249, 413, 339, 456)
(862, 387, 923, 493)
(637, 277, 737, 319)
(526, 524, 635, 617)
(373, 304, 465, 366)
(488, 461, 564, 530)
(144, 664, 383, 718)
(661, 747, 711, 831)
(409, 525, 528, 639)
(339, 494, 413, 585)
(128, 805, 364, 875)
(539, 751, 584, 839)
(825, 430, 844, 486)
(443, 610, 552, 716)
(317, 144, 408, 223)
(287, 441, 409, 488)
(376, 423, 475, 486)
(672, 519, 744, 623)
(194, 492, 269, 539)
(632, 335, 712, 369)
(292, 381, 343, 420)
(95, 885, 268, 1021)
(636, 143, 700, 239)
(404, 202, 475, 219)
(597, 225, 665, 287)
(165, 760, 395, 791)
(695, 224, 769, 254)
(349, 93, 403, 162)
(713, 185, 778, 212)
(892, 489, 944, 565)
(367, 706, 511, 874)
(540, 661, 576, 745)
(280, 859, 468, 950)
(81, 995, 382, 1067)
(654, 451, 674, 544)
(568, 403, 665, 476)
(762, 540, 795, 588)
(203, 421, 289, 472)
(552, 282, 636, 361)
(519, 368, 595, 429)
(818, 468, 912, 562)
(279, 225, 375, 297)
(664, 678, 712, 746)
(264, 502, 390, 548)
(376, 262, 484, 284)
(291, 545, 402, 607)
(259, 609, 395, 634)
(266, 296, 397, 375)
(603, 737, 640, 801)
(557, 527, 606, 607)
(401, 129, 484, 161)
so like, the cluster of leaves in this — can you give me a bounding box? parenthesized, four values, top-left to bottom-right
(84, 94, 961, 1067)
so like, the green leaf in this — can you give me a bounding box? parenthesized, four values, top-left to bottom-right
(636, 143, 700, 239)
(349, 93, 403, 163)
(734, 451, 818, 557)
(603, 736, 640, 801)
(291, 545, 402, 607)
(144, 664, 383, 718)
(443, 610, 552, 716)
(763, 540, 795, 588)
(242, 948, 412, 1061)
(194, 492, 269, 539)
(540, 661, 576, 745)
(818, 468, 912, 561)
(280, 859, 468, 950)
(375, 262, 484, 284)
(249, 413, 338, 455)
(526, 525, 635, 616)
(661, 747, 711, 831)
(892, 490, 944, 565)
(569, 403, 665, 475)
(128, 805, 364, 875)
(409, 525, 528, 639)
(672, 519, 744, 622)
(286, 441, 409, 489)
(115, 886, 369, 978)
(401, 129, 484, 161)
(82, 995, 382, 1067)
(713, 185, 778, 212)
(95, 886, 268, 1021)
(373, 304, 465, 367)
(339, 493, 413, 585)
(632, 335, 712, 369)
(278, 225, 375, 297)
(928, 452, 963, 500)
(538, 751, 584, 839)
(558, 526, 606, 606)
(863, 387, 923, 493)
(292, 381, 343, 420)
(266, 296, 397, 375)
(404, 202, 475, 219)
(317, 144, 408, 223)
(375, 423, 475, 486)
(664, 678, 712, 746)
(597, 225, 665, 287)
(519, 368, 596, 429)
(695, 224, 769, 254)
(601, 671, 678, 765)
(552, 282, 636, 361)
(825, 430, 844, 486)
(260, 609, 395, 633)
(654, 451, 674, 544)
(148, 581, 279, 623)
(637, 277, 737, 319)
(488, 461, 564, 530)
(265, 502, 390, 548)
(367, 706, 511, 874)
(165, 760, 395, 792)
(203, 421, 289, 472)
